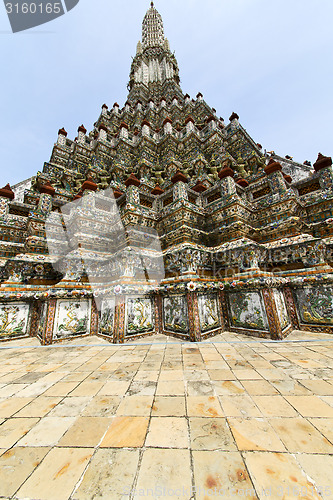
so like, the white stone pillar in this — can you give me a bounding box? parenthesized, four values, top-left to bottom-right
(163, 117, 172, 134)
(98, 124, 108, 141)
(141, 119, 150, 137)
(77, 125, 87, 145)
(57, 128, 67, 146)
(119, 122, 129, 140)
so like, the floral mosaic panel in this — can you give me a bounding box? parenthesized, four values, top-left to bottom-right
(198, 294, 220, 332)
(295, 286, 333, 325)
(273, 289, 289, 330)
(100, 298, 115, 336)
(163, 295, 188, 333)
(53, 300, 91, 340)
(228, 291, 269, 331)
(0, 302, 30, 339)
(126, 297, 154, 335)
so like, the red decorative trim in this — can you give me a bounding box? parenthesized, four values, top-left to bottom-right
(185, 116, 194, 124)
(171, 170, 188, 184)
(125, 173, 140, 187)
(229, 112, 239, 121)
(284, 287, 299, 329)
(39, 181, 55, 196)
(45, 299, 56, 345)
(262, 289, 282, 340)
(236, 178, 249, 188)
(78, 124, 87, 134)
(113, 187, 124, 199)
(82, 176, 97, 192)
(314, 153, 332, 171)
(192, 181, 207, 193)
(218, 167, 234, 179)
(58, 127, 67, 137)
(90, 300, 99, 336)
(218, 290, 228, 331)
(0, 183, 14, 200)
(187, 292, 201, 342)
(151, 184, 164, 195)
(163, 117, 172, 126)
(29, 301, 40, 338)
(265, 159, 282, 175)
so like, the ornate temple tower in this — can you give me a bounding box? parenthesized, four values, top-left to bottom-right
(1, 3, 333, 344)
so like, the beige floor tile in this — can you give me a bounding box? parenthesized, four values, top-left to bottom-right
(201, 359, 227, 368)
(15, 396, 62, 417)
(309, 418, 333, 444)
(42, 381, 79, 397)
(73, 448, 139, 499)
(299, 379, 333, 395)
(219, 395, 262, 418)
(69, 381, 105, 397)
(152, 396, 186, 416)
(270, 417, 333, 453)
(228, 417, 286, 452)
(213, 380, 246, 396)
(16, 447, 94, 500)
(81, 395, 121, 417)
(285, 395, 333, 417)
(183, 370, 210, 381)
(232, 369, 263, 380)
(0, 397, 33, 417)
(17, 416, 76, 447)
(156, 380, 185, 396)
(241, 380, 279, 396)
(133, 370, 160, 382)
(193, 450, 256, 499)
(135, 448, 192, 498)
(139, 362, 162, 371)
(146, 417, 189, 448)
(256, 368, 288, 380)
(100, 416, 149, 447)
(14, 380, 57, 398)
(116, 395, 153, 416)
(98, 380, 131, 396)
(252, 395, 298, 417)
(0, 383, 28, 397)
(0, 417, 39, 448)
(158, 369, 183, 381)
(320, 395, 333, 407)
(187, 396, 224, 417)
(208, 369, 236, 380)
(190, 417, 236, 451)
(243, 451, 321, 499)
(270, 379, 312, 395)
(186, 380, 215, 396)
(48, 396, 91, 417)
(58, 417, 111, 447)
(0, 446, 50, 498)
(127, 381, 157, 396)
(61, 372, 89, 382)
(295, 454, 333, 499)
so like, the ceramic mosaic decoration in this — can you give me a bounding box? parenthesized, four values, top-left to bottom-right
(1, 3, 333, 343)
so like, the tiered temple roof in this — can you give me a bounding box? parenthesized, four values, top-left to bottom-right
(1, 3, 333, 343)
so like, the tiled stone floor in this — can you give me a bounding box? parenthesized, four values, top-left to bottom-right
(0, 331, 333, 499)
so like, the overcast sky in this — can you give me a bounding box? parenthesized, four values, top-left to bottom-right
(0, 0, 333, 186)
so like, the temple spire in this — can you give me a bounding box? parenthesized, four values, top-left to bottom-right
(142, 2, 165, 48)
